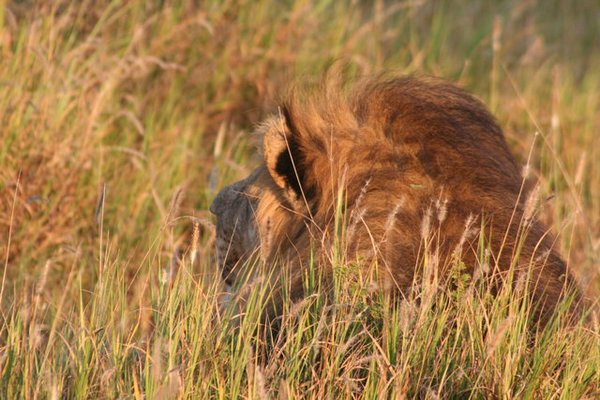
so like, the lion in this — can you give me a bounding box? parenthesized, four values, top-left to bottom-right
(209, 73, 581, 326)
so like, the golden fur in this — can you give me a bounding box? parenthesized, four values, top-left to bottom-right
(210, 73, 581, 324)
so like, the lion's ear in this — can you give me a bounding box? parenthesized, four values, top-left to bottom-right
(263, 107, 307, 201)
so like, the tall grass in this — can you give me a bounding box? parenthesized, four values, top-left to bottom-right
(1, 0, 598, 398)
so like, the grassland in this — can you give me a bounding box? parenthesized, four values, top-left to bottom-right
(0, 0, 599, 398)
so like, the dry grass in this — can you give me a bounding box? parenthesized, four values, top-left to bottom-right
(0, 0, 598, 398)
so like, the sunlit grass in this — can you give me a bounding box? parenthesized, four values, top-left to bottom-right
(1, 0, 598, 398)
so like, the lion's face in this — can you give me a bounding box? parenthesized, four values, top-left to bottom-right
(209, 126, 306, 286)
(209, 114, 319, 287)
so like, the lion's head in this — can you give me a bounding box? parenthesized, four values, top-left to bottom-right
(210, 74, 580, 322)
